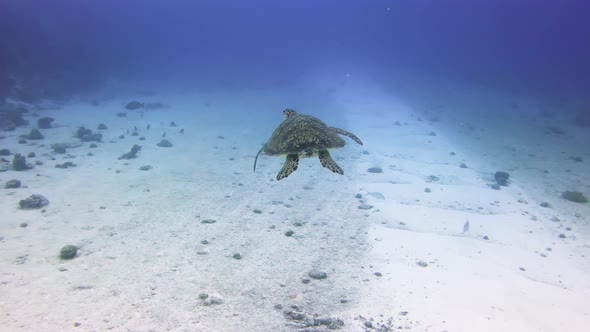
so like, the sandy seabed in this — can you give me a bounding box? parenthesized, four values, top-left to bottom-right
(1, 83, 589, 332)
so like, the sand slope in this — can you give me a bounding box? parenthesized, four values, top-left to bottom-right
(1, 85, 588, 331)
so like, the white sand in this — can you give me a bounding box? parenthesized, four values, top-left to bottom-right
(1, 81, 589, 331)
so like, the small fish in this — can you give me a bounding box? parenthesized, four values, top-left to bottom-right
(463, 218, 470, 233)
(126, 129, 129, 134)
(147, 124, 150, 130)
(180, 128, 184, 134)
(162, 132, 166, 138)
(134, 126, 137, 131)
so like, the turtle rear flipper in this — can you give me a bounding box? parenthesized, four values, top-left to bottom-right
(331, 127, 363, 145)
(319, 150, 343, 175)
(277, 154, 299, 180)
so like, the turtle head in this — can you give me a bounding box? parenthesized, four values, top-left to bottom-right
(283, 109, 297, 119)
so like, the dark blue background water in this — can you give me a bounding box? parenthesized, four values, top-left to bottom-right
(1, 0, 589, 103)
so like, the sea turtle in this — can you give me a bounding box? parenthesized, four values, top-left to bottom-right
(253, 109, 363, 180)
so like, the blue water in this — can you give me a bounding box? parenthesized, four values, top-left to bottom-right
(2, 0, 589, 102)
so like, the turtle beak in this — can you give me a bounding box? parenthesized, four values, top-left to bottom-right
(282, 108, 295, 119)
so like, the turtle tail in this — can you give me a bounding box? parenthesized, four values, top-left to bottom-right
(253, 146, 264, 172)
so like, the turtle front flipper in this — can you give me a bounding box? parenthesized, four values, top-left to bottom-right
(331, 127, 363, 145)
(319, 150, 343, 175)
(253, 146, 265, 172)
(277, 154, 299, 180)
